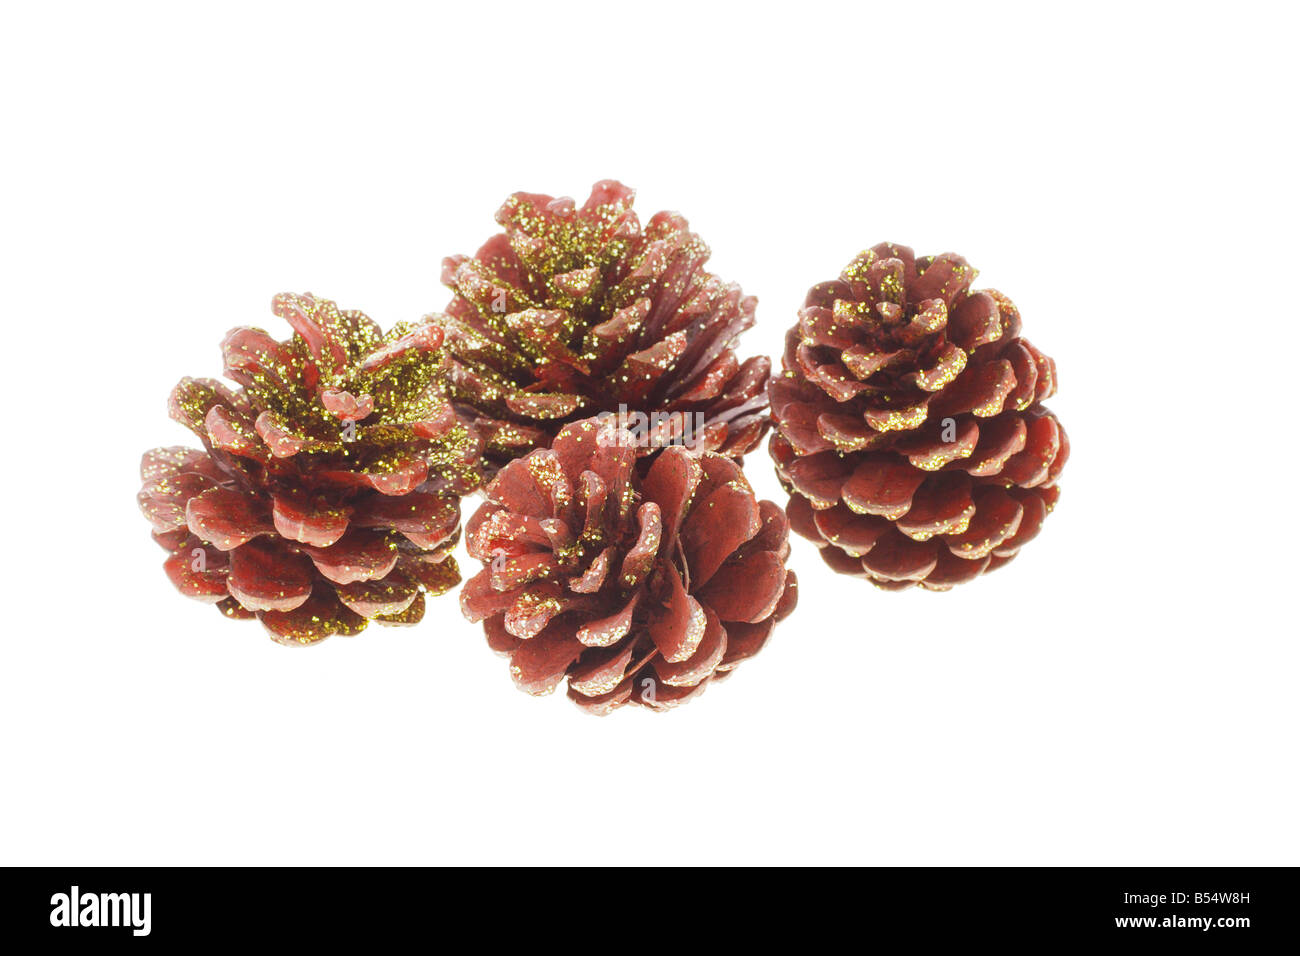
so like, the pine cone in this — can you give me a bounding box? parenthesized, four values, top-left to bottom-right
(460, 417, 798, 713)
(438, 180, 770, 470)
(769, 244, 1069, 590)
(137, 293, 483, 643)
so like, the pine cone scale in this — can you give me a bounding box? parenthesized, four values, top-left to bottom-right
(226, 539, 314, 612)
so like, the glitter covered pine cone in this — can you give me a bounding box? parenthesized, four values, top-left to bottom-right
(460, 418, 799, 713)
(137, 293, 483, 644)
(769, 244, 1069, 591)
(437, 180, 771, 469)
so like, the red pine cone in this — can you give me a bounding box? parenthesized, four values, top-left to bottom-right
(769, 244, 1069, 590)
(138, 293, 483, 644)
(460, 418, 799, 713)
(438, 180, 770, 469)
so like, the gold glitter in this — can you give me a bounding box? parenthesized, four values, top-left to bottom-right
(840, 249, 878, 284)
(912, 343, 967, 391)
(863, 402, 929, 432)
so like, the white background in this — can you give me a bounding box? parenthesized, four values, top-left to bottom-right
(2, 1, 1296, 866)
